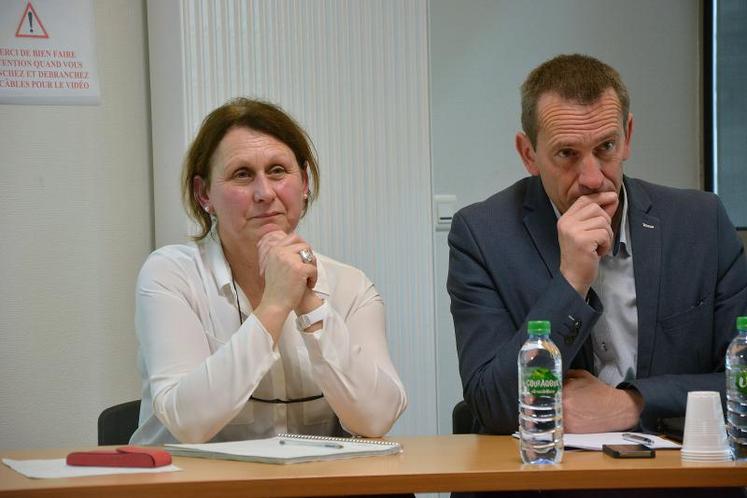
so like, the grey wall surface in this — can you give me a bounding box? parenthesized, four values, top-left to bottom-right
(0, 0, 151, 450)
(430, 0, 701, 434)
(713, 0, 747, 228)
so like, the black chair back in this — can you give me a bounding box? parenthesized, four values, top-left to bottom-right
(98, 400, 141, 445)
(452, 400, 476, 434)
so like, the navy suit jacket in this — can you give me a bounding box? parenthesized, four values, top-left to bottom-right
(447, 175, 747, 434)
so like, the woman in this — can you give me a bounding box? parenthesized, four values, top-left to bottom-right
(131, 98, 407, 444)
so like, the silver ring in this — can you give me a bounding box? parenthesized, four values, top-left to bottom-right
(298, 248, 314, 264)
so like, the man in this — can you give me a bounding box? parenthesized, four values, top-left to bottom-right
(448, 54, 747, 437)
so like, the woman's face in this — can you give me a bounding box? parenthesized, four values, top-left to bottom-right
(196, 126, 308, 249)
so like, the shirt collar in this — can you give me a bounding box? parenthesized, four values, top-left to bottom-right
(203, 228, 234, 295)
(549, 183, 631, 258)
(615, 183, 631, 258)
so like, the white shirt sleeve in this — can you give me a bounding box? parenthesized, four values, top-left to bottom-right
(135, 252, 279, 443)
(301, 276, 408, 437)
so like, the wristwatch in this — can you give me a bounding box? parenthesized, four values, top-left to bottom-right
(295, 300, 328, 331)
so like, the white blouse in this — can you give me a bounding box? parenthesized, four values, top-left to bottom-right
(130, 232, 407, 444)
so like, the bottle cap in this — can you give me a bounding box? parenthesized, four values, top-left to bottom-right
(738, 316, 747, 332)
(527, 320, 551, 336)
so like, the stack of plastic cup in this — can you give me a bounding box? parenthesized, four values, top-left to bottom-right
(681, 391, 732, 461)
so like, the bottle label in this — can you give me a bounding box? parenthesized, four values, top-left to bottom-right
(736, 369, 747, 396)
(525, 367, 561, 396)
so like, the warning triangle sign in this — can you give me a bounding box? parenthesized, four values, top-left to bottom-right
(15, 2, 49, 39)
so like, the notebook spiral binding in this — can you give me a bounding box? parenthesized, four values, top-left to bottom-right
(277, 433, 398, 446)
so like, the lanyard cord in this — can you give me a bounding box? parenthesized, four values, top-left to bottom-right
(231, 277, 244, 325)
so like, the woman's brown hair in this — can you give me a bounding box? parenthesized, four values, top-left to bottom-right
(182, 98, 320, 240)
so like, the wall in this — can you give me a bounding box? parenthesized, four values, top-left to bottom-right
(0, 0, 151, 449)
(430, 0, 702, 434)
(712, 0, 747, 228)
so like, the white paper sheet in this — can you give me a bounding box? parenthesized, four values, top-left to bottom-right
(2, 458, 181, 479)
(512, 432, 681, 451)
(0, 0, 101, 105)
(563, 432, 680, 450)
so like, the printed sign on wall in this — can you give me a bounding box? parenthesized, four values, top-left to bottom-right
(0, 0, 100, 105)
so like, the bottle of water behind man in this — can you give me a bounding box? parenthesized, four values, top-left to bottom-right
(726, 316, 747, 461)
(518, 320, 563, 464)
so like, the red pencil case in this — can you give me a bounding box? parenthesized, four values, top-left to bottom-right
(66, 446, 172, 468)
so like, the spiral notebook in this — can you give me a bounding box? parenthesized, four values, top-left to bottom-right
(164, 434, 402, 464)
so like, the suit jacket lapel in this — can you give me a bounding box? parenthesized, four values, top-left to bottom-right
(523, 177, 561, 279)
(522, 177, 594, 370)
(625, 177, 661, 379)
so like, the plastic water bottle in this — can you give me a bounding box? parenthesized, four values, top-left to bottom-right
(518, 320, 563, 464)
(726, 316, 747, 460)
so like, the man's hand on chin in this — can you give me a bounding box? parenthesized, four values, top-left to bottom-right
(562, 369, 643, 433)
(557, 192, 617, 297)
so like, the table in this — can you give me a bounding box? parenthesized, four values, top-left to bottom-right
(2, 435, 746, 497)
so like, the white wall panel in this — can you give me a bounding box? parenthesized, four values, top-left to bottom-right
(0, 0, 150, 450)
(149, 0, 436, 436)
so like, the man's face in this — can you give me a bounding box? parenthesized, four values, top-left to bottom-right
(516, 89, 633, 219)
